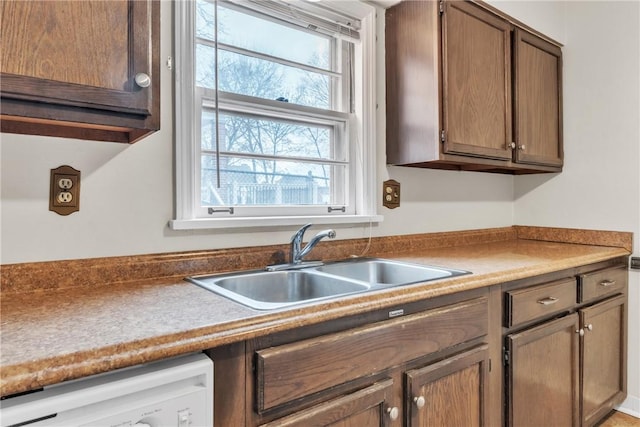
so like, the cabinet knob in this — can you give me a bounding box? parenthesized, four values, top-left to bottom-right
(518, 144, 526, 151)
(585, 323, 593, 331)
(413, 395, 426, 408)
(386, 406, 399, 421)
(135, 73, 151, 88)
(508, 142, 516, 149)
(576, 328, 585, 336)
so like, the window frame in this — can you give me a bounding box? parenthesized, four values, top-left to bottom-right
(171, 0, 381, 230)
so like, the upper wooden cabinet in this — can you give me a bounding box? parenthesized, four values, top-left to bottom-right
(514, 29, 563, 167)
(442, 1, 512, 162)
(0, 0, 160, 143)
(386, 0, 563, 174)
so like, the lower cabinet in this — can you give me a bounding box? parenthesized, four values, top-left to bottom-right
(406, 345, 489, 427)
(249, 294, 489, 426)
(505, 263, 628, 427)
(581, 294, 626, 426)
(506, 314, 581, 427)
(260, 379, 395, 427)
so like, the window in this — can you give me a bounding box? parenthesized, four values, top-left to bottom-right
(172, 0, 379, 229)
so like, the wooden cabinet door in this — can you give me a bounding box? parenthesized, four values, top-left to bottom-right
(513, 28, 563, 167)
(441, 1, 512, 160)
(581, 295, 626, 426)
(0, 0, 159, 143)
(259, 379, 396, 427)
(405, 345, 489, 427)
(506, 314, 580, 427)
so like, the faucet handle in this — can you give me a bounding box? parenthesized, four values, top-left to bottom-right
(291, 223, 313, 242)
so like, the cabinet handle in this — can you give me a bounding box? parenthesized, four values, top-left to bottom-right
(585, 323, 593, 331)
(413, 395, 426, 409)
(576, 328, 584, 336)
(537, 296, 559, 305)
(386, 406, 399, 421)
(599, 280, 616, 287)
(135, 73, 151, 88)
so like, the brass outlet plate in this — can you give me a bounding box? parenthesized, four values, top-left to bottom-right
(382, 179, 400, 209)
(49, 165, 80, 215)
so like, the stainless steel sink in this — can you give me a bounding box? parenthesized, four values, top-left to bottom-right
(187, 258, 469, 310)
(315, 258, 468, 286)
(187, 270, 370, 310)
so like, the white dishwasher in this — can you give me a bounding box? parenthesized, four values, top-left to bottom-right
(0, 352, 213, 427)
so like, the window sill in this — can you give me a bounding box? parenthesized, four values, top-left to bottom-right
(169, 214, 383, 230)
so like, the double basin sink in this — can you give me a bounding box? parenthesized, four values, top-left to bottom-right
(187, 258, 470, 310)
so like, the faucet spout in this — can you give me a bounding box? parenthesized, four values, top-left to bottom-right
(289, 224, 336, 264)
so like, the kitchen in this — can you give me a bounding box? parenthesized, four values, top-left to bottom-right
(1, 0, 639, 426)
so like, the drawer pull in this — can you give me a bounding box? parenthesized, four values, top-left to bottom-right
(537, 297, 559, 305)
(599, 280, 616, 287)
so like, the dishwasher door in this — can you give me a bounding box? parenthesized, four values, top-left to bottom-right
(0, 352, 213, 427)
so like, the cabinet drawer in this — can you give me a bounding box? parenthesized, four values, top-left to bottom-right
(505, 278, 576, 327)
(579, 265, 628, 303)
(255, 297, 488, 412)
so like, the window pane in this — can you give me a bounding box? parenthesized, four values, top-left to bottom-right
(201, 155, 345, 206)
(201, 110, 345, 161)
(196, 0, 332, 71)
(196, 45, 332, 110)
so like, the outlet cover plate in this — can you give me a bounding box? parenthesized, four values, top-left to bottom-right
(50, 165, 80, 216)
(382, 179, 400, 209)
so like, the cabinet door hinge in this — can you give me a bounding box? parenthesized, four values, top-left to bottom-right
(440, 129, 446, 143)
(439, 1, 444, 14)
(503, 349, 510, 366)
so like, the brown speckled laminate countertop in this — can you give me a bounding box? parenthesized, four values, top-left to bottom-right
(0, 230, 631, 397)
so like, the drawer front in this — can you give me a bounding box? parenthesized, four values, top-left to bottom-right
(579, 265, 628, 302)
(505, 278, 576, 327)
(255, 297, 488, 412)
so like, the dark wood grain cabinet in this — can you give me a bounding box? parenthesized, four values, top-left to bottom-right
(513, 29, 563, 167)
(504, 264, 628, 427)
(0, 0, 160, 143)
(385, 0, 563, 174)
(441, 1, 513, 162)
(259, 379, 395, 427)
(506, 314, 581, 427)
(212, 293, 491, 427)
(406, 345, 489, 427)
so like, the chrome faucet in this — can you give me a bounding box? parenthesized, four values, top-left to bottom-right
(290, 223, 336, 264)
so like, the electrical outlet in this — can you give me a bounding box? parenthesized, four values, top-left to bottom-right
(58, 178, 73, 190)
(50, 165, 80, 215)
(382, 179, 401, 209)
(57, 191, 73, 203)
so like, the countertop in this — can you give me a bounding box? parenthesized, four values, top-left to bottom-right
(0, 232, 631, 397)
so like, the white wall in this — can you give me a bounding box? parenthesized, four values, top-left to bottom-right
(0, 0, 514, 264)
